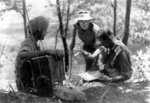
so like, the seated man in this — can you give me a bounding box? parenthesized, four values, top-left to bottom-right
(88, 27, 132, 83)
(15, 16, 64, 92)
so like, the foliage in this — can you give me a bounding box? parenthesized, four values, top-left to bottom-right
(130, 11, 150, 45)
(90, 1, 125, 37)
(135, 0, 150, 13)
(130, 0, 150, 45)
(131, 46, 150, 82)
(130, 0, 150, 78)
(0, 0, 12, 6)
(0, 0, 32, 19)
(45, 0, 126, 41)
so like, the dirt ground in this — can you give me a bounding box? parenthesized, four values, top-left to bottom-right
(82, 81, 150, 103)
(0, 81, 150, 103)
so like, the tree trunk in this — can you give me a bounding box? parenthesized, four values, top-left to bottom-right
(56, 0, 69, 72)
(23, 0, 27, 38)
(113, 0, 117, 36)
(122, 0, 132, 45)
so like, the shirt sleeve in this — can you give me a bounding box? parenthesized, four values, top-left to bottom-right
(118, 51, 132, 79)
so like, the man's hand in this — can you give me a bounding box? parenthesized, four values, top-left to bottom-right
(100, 46, 109, 55)
(74, 48, 91, 57)
(48, 50, 64, 61)
(98, 75, 113, 82)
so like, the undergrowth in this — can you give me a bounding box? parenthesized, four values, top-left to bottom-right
(131, 46, 150, 83)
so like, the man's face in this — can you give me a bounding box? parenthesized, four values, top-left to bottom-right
(79, 20, 90, 30)
(40, 25, 49, 40)
(40, 30, 47, 40)
(99, 38, 112, 48)
(36, 29, 47, 40)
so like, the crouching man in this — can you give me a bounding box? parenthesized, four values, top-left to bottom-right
(88, 27, 132, 83)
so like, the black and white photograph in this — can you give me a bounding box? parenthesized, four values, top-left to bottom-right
(0, 0, 150, 103)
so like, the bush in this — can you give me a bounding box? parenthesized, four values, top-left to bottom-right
(131, 46, 150, 82)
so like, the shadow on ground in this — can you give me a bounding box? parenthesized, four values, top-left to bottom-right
(80, 81, 150, 103)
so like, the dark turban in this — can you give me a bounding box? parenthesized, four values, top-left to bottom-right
(27, 16, 49, 34)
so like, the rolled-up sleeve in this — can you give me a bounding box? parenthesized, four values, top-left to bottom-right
(118, 51, 132, 79)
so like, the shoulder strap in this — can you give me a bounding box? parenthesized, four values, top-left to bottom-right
(110, 45, 122, 66)
(110, 44, 130, 67)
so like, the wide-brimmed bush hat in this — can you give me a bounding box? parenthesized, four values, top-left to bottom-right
(74, 10, 93, 23)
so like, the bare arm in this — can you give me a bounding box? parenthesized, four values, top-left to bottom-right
(20, 50, 49, 60)
(20, 49, 64, 60)
(111, 75, 128, 83)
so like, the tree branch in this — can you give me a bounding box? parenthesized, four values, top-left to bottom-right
(22, 0, 28, 38)
(56, 0, 69, 72)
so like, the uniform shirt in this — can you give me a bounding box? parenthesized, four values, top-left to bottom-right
(114, 50, 132, 78)
(102, 41, 132, 79)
